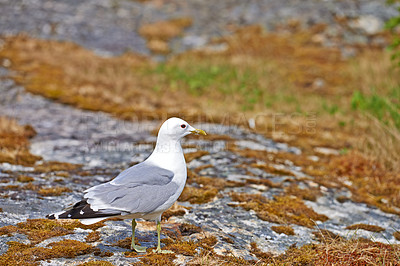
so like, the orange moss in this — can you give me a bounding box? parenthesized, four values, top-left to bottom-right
(232, 144, 400, 216)
(85, 231, 101, 243)
(0, 219, 105, 244)
(336, 195, 350, 203)
(184, 150, 209, 163)
(394, 231, 400, 241)
(0, 240, 98, 265)
(179, 223, 202, 236)
(330, 152, 400, 214)
(37, 186, 72, 196)
(284, 184, 320, 202)
(271, 225, 295, 235)
(248, 237, 400, 265)
(16, 175, 35, 183)
(193, 163, 213, 172)
(345, 223, 385, 233)
(250, 242, 273, 261)
(0, 116, 41, 166)
(162, 209, 186, 221)
(78, 261, 114, 266)
(167, 241, 198, 256)
(139, 253, 176, 266)
(245, 177, 281, 188)
(162, 235, 217, 256)
(186, 169, 244, 199)
(112, 237, 135, 250)
(34, 161, 82, 173)
(0, 35, 205, 122)
(230, 193, 328, 228)
(179, 186, 218, 204)
(251, 162, 295, 176)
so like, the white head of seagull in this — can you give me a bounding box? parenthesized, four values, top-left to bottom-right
(46, 117, 206, 254)
(149, 118, 206, 167)
(156, 117, 206, 142)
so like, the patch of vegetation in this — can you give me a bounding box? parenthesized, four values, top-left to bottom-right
(230, 193, 328, 228)
(0, 182, 72, 197)
(271, 225, 295, 235)
(312, 229, 343, 243)
(232, 144, 400, 216)
(330, 152, 400, 214)
(284, 183, 321, 202)
(0, 116, 41, 166)
(2, 28, 399, 173)
(351, 90, 400, 129)
(37, 186, 72, 196)
(394, 231, 400, 241)
(346, 223, 385, 233)
(0, 240, 99, 265)
(386, 0, 400, 67)
(85, 231, 101, 243)
(250, 238, 400, 265)
(138, 253, 176, 266)
(139, 17, 192, 54)
(78, 261, 114, 266)
(111, 220, 216, 264)
(178, 170, 243, 204)
(179, 186, 218, 204)
(161, 207, 186, 221)
(34, 161, 82, 173)
(184, 150, 209, 163)
(16, 175, 34, 183)
(0, 219, 105, 244)
(250, 162, 295, 176)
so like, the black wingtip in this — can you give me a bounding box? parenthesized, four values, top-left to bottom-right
(46, 214, 55, 219)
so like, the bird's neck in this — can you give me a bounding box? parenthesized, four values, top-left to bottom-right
(146, 138, 186, 172)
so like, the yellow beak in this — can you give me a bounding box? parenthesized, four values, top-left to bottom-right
(190, 128, 207, 136)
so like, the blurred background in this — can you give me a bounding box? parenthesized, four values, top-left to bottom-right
(1, 0, 400, 264)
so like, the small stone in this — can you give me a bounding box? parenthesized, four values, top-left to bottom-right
(350, 15, 383, 35)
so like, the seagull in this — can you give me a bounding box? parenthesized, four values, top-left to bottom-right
(47, 117, 206, 253)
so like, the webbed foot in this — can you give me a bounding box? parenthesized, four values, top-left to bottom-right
(132, 244, 147, 253)
(152, 247, 174, 254)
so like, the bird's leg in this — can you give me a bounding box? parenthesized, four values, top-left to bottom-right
(153, 220, 174, 254)
(131, 219, 147, 253)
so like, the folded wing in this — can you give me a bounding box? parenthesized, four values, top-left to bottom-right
(47, 162, 178, 221)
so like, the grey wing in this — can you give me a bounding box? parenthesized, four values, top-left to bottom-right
(84, 163, 179, 214)
(109, 162, 174, 186)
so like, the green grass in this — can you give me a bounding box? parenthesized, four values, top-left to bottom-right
(351, 88, 400, 129)
(151, 62, 267, 110)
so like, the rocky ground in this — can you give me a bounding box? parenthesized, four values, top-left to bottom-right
(1, 66, 399, 264)
(0, 0, 397, 56)
(1, 0, 400, 265)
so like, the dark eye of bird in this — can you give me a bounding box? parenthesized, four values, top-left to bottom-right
(181, 124, 186, 129)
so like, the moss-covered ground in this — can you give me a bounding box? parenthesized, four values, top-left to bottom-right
(1, 18, 400, 265)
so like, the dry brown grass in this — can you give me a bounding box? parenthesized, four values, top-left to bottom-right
(0, 240, 100, 266)
(346, 223, 385, 233)
(0, 35, 201, 121)
(230, 192, 328, 228)
(356, 115, 400, 171)
(263, 238, 400, 265)
(0, 116, 41, 166)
